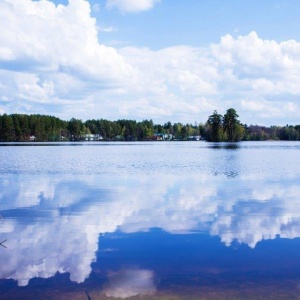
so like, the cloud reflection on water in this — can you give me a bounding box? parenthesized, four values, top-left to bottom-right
(0, 174, 300, 287)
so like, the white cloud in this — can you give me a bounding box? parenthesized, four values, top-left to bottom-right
(108, 34, 300, 123)
(210, 32, 300, 96)
(0, 0, 300, 124)
(106, 0, 160, 13)
(0, 0, 133, 115)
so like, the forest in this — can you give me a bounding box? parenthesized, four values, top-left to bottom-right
(0, 109, 299, 142)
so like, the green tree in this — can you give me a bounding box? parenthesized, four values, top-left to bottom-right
(1, 114, 15, 141)
(180, 125, 188, 140)
(173, 123, 182, 140)
(68, 118, 84, 140)
(206, 110, 223, 142)
(223, 108, 243, 142)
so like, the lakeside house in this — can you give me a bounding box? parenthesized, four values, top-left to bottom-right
(150, 133, 173, 141)
(70, 134, 104, 141)
(83, 134, 103, 141)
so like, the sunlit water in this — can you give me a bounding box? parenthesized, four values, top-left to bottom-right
(0, 141, 300, 299)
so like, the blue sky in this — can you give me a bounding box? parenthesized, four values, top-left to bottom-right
(1, 0, 300, 125)
(92, 0, 300, 49)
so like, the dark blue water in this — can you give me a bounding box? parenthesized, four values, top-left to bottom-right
(0, 141, 300, 299)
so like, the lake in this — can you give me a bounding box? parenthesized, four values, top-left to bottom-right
(0, 141, 300, 299)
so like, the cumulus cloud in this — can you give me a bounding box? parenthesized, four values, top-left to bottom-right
(0, 0, 131, 77)
(0, 0, 133, 117)
(0, 0, 300, 124)
(106, 0, 161, 13)
(116, 45, 219, 120)
(118, 32, 300, 124)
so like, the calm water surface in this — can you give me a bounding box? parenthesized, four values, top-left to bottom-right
(0, 141, 300, 299)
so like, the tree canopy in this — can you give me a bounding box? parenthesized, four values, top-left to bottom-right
(205, 108, 244, 142)
(0, 110, 299, 142)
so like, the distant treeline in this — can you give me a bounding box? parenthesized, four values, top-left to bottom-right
(0, 112, 299, 142)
